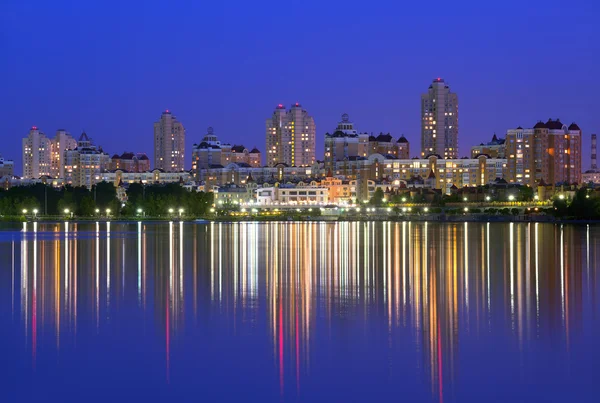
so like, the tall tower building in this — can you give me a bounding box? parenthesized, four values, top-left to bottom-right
(154, 110, 185, 172)
(22, 126, 52, 179)
(266, 103, 315, 167)
(592, 134, 597, 170)
(421, 78, 459, 158)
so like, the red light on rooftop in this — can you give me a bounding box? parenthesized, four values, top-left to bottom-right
(32, 126, 37, 130)
(165, 109, 170, 113)
(295, 102, 299, 106)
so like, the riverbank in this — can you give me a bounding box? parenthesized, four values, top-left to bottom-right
(5, 214, 600, 225)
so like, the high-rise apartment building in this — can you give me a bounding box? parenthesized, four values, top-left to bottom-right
(505, 119, 582, 187)
(64, 132, 110, 189)
(266, 103, 315, 167)
(23, 127, 78, 179)
(421, 78, 458, 158)
(51, 130, 77, 179)
(22, 126, 52, 179)
(154, 110, 185, 172)
(582, 133, 599, 184)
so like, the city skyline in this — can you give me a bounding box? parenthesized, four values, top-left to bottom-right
(1, 1, 598, 174)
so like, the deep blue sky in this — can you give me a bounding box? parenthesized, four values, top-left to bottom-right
(1, 0, 598, 174)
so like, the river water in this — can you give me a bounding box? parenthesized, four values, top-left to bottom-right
(1, 221, 597, 402)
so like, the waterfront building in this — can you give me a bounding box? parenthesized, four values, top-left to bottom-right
(0, 155, 15, 177)
(421, 78, 459, 158)
(109, 152, 150, 172)
(256, 183, 329, 205)
(505, 119, 582, 187)
(154, 110, 185, 172)
(471, 134, 506, 159)
(22, 126, 52, 179)
(266, 103, 316, 167)
(63, 132, 110, 189)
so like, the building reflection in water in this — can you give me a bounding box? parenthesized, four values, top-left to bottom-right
(12, 221, 598, 401)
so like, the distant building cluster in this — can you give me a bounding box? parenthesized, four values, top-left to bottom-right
(5, 78, 597, 201)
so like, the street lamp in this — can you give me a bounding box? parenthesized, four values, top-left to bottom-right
(178, 208, 184, 218)
(508, 195, 515, 202)
(534, 195, 539, 201)
(22, 209, 28, 215)
(106, 208, 111, 218)
(137, 208, 144, 217)
(95, 208, 100, 214)
(33, 209, 38, 219)
(485, 196, 491, 202)
(424, 207, 429, 213)
(463, 197, 468, 202)
(401, 197, 407, 203)
(558, 194, 565, 200)
(464, 207, 469, 212)
(168, 208, 174, 214)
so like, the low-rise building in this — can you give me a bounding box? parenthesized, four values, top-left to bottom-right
(256, 184, 328, 205)
(101, 169, 192, 187)
(110, 152, 150, 172)
(0, 155, 14, 177)
(471, 134, 506, 158)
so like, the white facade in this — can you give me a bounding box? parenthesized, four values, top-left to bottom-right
(22, 127, 52, 179)
(256, 185, 328, 205)
(101, 169, 192, 187)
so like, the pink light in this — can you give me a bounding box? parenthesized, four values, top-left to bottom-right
(32, 126, 37, 130)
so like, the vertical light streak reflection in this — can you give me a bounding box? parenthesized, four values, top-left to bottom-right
(138, 221, 142, 305)
(535, 223, 539, 328)
(106, 221, 111, 313)
(96, 221, 100, 329)
(21, 222, 28, 346)
(32, 221, 38, 366)
(464, 222, 469, 311)
(179, 221, 184, 305)
(560, 225, 565, 325)
(486, 223, 490, 313)
(510, 223, 515, 330)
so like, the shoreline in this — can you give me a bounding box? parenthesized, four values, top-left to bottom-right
(3, 215, 600, 225)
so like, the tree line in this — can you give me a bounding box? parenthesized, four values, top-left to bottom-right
(0, 182, 213, 218)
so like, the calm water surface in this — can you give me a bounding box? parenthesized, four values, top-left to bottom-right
(1, 221, 598, 402)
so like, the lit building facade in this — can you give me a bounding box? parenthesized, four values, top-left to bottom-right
(154, 110, 185, 172)
(51, 130, 77, 179)
(471, 134, 506, 159)
(266, 103, 315, 167)
(101, 169, 192, 187)
(22, 127, 52, 179)
(421, 78, 459, 158)
(256, 184, 329, 205)
(64, 132, 110, 189)
(505, 119, 582, 187)
(109, 152, 150, 172)
(324, 114, 369, 172)
(0, 155, 14, 177)
(192, 127, 262, 174)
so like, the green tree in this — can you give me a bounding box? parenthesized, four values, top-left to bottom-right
(369, 188, 385, 206)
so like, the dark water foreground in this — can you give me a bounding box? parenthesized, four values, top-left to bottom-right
(0, 221, 597, 402)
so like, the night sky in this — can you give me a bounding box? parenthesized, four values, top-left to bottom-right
(1, 0, 598, 174)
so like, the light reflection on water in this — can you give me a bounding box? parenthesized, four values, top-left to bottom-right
(1, 221, 598, 402)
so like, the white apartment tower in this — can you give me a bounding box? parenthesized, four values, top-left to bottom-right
(421, 78, 459, 158)
(154, 110, 185, 172)
(22, 126, 52, 179)
(266, 103, 316, 167)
